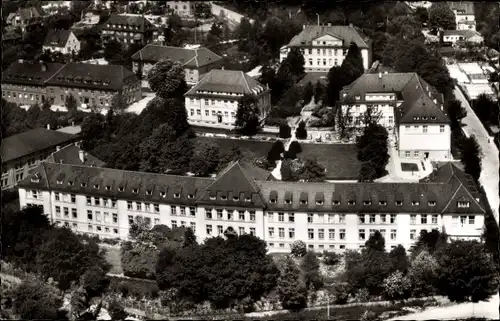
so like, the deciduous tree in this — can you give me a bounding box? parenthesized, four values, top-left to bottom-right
(189, 140, 220, 176)
(11, 277, 62, 320)
(429, 3, 456, 30)
(277, 256, 308, 311)
(300, 251, 324, 291)
(302, 81, 314, 105)
(290, 240, 307, 258)
(389, 245, 409, 274)
(235, 94, 261, 136)
(382, 271, 412, 302)
(408, 250, 439, 297)
(298, 158, 326, 182)
(461, 135, 482, 182)
(147, 58, 187, 100)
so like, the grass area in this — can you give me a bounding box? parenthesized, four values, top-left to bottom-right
(300, 143, 361, 180)
(197, 136, 274, 161)
(401, 162, 419, 172)
(102, 245, 123, 275)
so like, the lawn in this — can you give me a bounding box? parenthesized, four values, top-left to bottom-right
(197, 136, 274, 161)
(102, 245, 123, 275)
(401, 162, 419, 172)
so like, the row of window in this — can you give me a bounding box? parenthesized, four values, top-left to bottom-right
(105, 24, 142, 30)
(409, 214, 440, 225)
(302, 48, 345, 56)
(271, 197, 435, 207)
(349, 115, 394, 125)
(126, 200, 161, 213)
(190, 109, 236, 118)
(308, 58, 340, 67)
(87, 210, 119, 224)
(206, 224, 256, 236)
(171, 220, 196, 232)
(3, 92, 43, 101)
(103, 30, 142, 36)
(189, 98, 238, 105)
(405, 125, 446, 133)
(206, 209, 256, 222)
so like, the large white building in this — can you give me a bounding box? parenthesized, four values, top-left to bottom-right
(17, 160, 485, 253)
(340, 72, 451, 161)
(448, 1, 476, 31)
(184, 69, 271, 127)
(280, 24, 372, 72)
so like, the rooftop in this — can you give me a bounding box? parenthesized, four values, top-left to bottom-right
(448, 1, 475, 14)
(185, 69, 267, 96)
(6, 7, 42, 22)
(442, 30, 482, 39)
(57, 125, 82, 135)
(131, 45, 223, 68)
(287, 24, 370, 49)
(1, 128, 78, 163)
(43, 29, 73, 47)
(2, 61, 65, 86)
(45, 143, 106, 167)
(103, 14, 156, 32)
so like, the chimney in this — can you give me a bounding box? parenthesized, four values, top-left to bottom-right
(47, 124, 51, 130)
(56, 145, 61, 151)
(433, 98, 437, 104)
(378, 72, 382, 79)
(384, 71, 388, 74)
(349, 23, 353, 28)
(79, 150, 85, 163)
(221, 66, 224, 70)
(72, 121, 75, 126)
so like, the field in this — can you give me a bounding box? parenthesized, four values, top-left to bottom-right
(102, 245, 123, 275)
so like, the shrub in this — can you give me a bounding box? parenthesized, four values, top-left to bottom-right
(332, 282, 351, 304)
(290, 241, 307, 258)
(295, 121, 308, 139)
(323, 251, 340, 266)
(107, 299, 128, 320)
(120, 242, 159, 280)
(267, 140, 285, 165)
(408, 251, 439, 297)
(354, 288, 370, 302)
(109, 277, 159, 299)
(265, 117, 287, 127)
(279, 124, 292, 139)
(360, 309, 378, 321)
(382, 271, 412, 302)
(287, 141, 302, 159)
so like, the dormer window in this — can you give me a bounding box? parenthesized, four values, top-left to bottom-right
(146, 190, 152, 195)
(316, 200, 324, 205)
(105, 185, 111, 190)
(160, 191, 166, 198)
(300, 200, 307, 205)
(118, 187, 124, 192)
(379, 201, 387, 206)
(132, 188, 138, 194)
(412, 201, 420, 206)
(270, 199, 277, 204)
(431, 116, 436, 120)
(457, 201, 470, 208)
(233, 196, 239, 201)
(93, 184, 99, 189)
(395, 200, 403, 206)
(188, 194, 194, 199)
(348, 200, 355, 205)
(81, 182, 87, 187)
(428, 201, 436, 206)
(220, 195, 227, 200)
(57, 180, 63, 185)
(363, 200, 372, 206)
(174, 193, 180, 198)
(285, 199, 291, 204)
(210, 195, 216, 200)
(422, 116, 428, 120)
(333, 200, 340, 205)
(245, 196, 251, 202)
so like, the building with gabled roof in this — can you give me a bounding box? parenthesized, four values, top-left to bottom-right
(5, 7, 43, 33)
(101, 14, 158, 46)
(280, 23, 372, 72)
(339, 72, 451, 161)
(42, 29, 81, 55)
(447, 1, 476, 31)
(45, 143, 106, 168)
(17, 159, 485, 251)
(131, 44, 224, 86)
(442, 30, 483, 45)
(184, 69, 271, 127)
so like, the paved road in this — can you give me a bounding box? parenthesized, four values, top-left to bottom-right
(454, 87, 499, 223)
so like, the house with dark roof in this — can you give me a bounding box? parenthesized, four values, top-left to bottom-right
(2, 61, 141, 108)
(448, 2, 476, 31)
(42, 29, 81, 55)
(339, 72, 451, 161)
(16, 159, 485, 252)
(280, 23, 372, 72)
(45, 143, 106, 168)
(184, 69, 271, 127)
(5, 7, 43, 33)
(131, 44, 224, 85)
(1, 127, 80, 190)
(101, 14, 158, 46)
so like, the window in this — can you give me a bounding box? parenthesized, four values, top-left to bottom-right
(227, 211, 233, 220)
(113, 213, 118, 224)
(328, 214, 335, 223)
(72, 208, 77, 218)
(268, 212, 274, 222)
(369, 214, 376, 224)
(154, 204, 159, 213)
(412, 201, 420, 206)
(250, 228, 256, 236)
(318, 228, 324, 239)
(328, 228, 335, 239)
(250, 211, 255, 221)
(289, 228, 295, 239)
(317, 214, 324, 223)
(308, 228, 314, 240)
(127, 201, 132, 210)
(358, 214, 365, 224)
(396, 200, 403, 206)
(431, 215, 438, 224)
(278, 212, 284, 222)
(423, 125, 428, 133)
(171, 207, 177, 215)
(95, 211, 101, 222)
(88, 224, 93, 232)
(460, 215, 467, 226)
(217, 225, 223, 235)
(268, 227, 275, 238)
(363, 200, 371, 206)
(410, 229, 416, 240)
(144, 203, 150, 212)
(289, 213, 294, 222)
(457, 201, 470, 208)
(171, 220, 177, 228)
(180, 207, 186, 216)
(238, 210, 245, 220)
(279, 228, 285, 238)
(468, 215, 475, 225)
(56, 206, 61, 217)
(206, 225, 212, 235)
(308, 213, 313, 223)
(338, 229, 345, 240)
(421, 215, 428, 224)
(428, 201, 436, 206)
(339, 214, 346, 224)
(359, 229, 366, 240)
(414, 151, 419, 157)
(128, 215, 134, 224)
(217, 209, 223, 219)
(87, 210, 93, 220)
(239, 227, 245, 235)
(87, 196, 92, 206)
(348, 200, 355, 205)
(391, 229, 397, 240)
(410, 215, 416, 225)
(440, 125, 445, 133)
(55, 192, 60, 201)
(333, 200, 340, 205)
(71, 194, 76, 203)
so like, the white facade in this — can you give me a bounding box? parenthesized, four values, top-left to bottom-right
(455, 14, 476, 31)
(42, 32, 81, 55)
(341, 92, 397, 129)
(398, 124, 452, 160)
(18, 187, 484, 252)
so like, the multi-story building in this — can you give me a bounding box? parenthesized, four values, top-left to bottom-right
(42, 29, 81, 55)
(131, 44, 223, 85)
(448, 1, 476, 31)
(5, 7, 43, 33)
(101, 14, 157, 46)
(339, 72, 451, 161)
(280, 24, 372, 72)
(1, 128, 79, 190)
(166, 1, 196, 17)
(2, 61, 141, 108)
(184, 69, 271, 126)
(17, 160, 486, 252)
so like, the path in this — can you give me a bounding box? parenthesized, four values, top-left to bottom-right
(388, 294, 499, 320)
(271, 121, 298, 180)
(454, 86, 499, 223)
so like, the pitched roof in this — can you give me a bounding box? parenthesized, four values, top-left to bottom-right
(185, 69, 266, 96)
(2, 61, 65, 86)
(45, 144, 106, 167)
(7, 7, 41, 22)
(443, 30, 482, 39)
(131, 44, 222, 68)
(1, 128, 78, 163)
(103, 14, 156, 32)
(342, 72, 449, 124)
(45, 63, 137, 91)
(287, 25, 369, 49)
(448, 1, 475, 14)
(43, 29, 73, 47)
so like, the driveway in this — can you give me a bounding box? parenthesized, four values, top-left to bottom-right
(453, 86, 500, 223)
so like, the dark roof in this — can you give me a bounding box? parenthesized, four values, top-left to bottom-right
(2, 62, 64, 86)
(287, 25, 369, 49)
(43, 29, 72, 47)
(45, 63, 138, 91)
(185, 69, 266, 96)
(1, 128, 78, 163)
(7, 7, 41, 22)
(45, 143, 106, 167)
(342, 72, 449, 124)
(131, 44, 222, 68)
(103, 14, 156, 32)
(448, 2, 475, 14)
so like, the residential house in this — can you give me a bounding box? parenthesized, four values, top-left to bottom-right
(42, 29, 81, 55)
(339, 72, 451, 161)
(184, 69, 270, 126)
(17, 160, 485, 252)
(5, 7, 43, 33)
(442, 30, 483, 46)
(280, 24, 372, 72)
(131, 44, 224, 85)
(2, 61, 141, 108)
(1, 128, 79, 189)
(101, 14, 157, 46)
(448, 1, 476, 31)
(166, 1, 196, 17)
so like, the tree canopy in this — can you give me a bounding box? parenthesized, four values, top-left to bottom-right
(235, 94, 261, 136)
(147, 58, 187, 100)
(428, 3, 456, 31)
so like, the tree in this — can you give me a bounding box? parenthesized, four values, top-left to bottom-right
(65, 94, 78, 115)
(326, 66, 347, 106)
(302, 81, 314, 105)
(107, 299, 127, 320)
(389, 245, 409, 274)
(337, 105, 353, 139)
(461, 135, 482, 182)
(411, 229, 448, 259)
(111, 92, 128, 113)
(282, 48, 305, 80)
(189, 140, 220, 176)
(277, 256, 308, 311)
(281, 159, 298, 182)
(103, 39, 123, 61)
(279, 124, 292, 139)
(80, 265, 109, 299)
(286, 141, 302, 159)
(301, 251, 324, 291)
(314, 81, 325, 104)
(129, 216, 152, 239)
(121, 241, 159, 280)
(235, 94, 261, 136)
(341, 42, 365, 85)
(147, 58, 187, 100)
(70, 286, 89, 319)
(382, 271, 412, 302)
(217, 145, 243, 171)
(428, 3, 456, 30)
(473, 94, 499, 125)
(290, 240, 307, 258)
(357, 124, 389, 181)
(435, 240, 499, 303)
(298, 158, 326, 182)
(408, 250, 439, 297)
(295, 121, 308, 140)
(415, 7, 429, 24)
(11, 277, 62, 320)
(362, 105, 383, 127)
(267, 140, 285, 165)
(447, 99, 467, 129)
